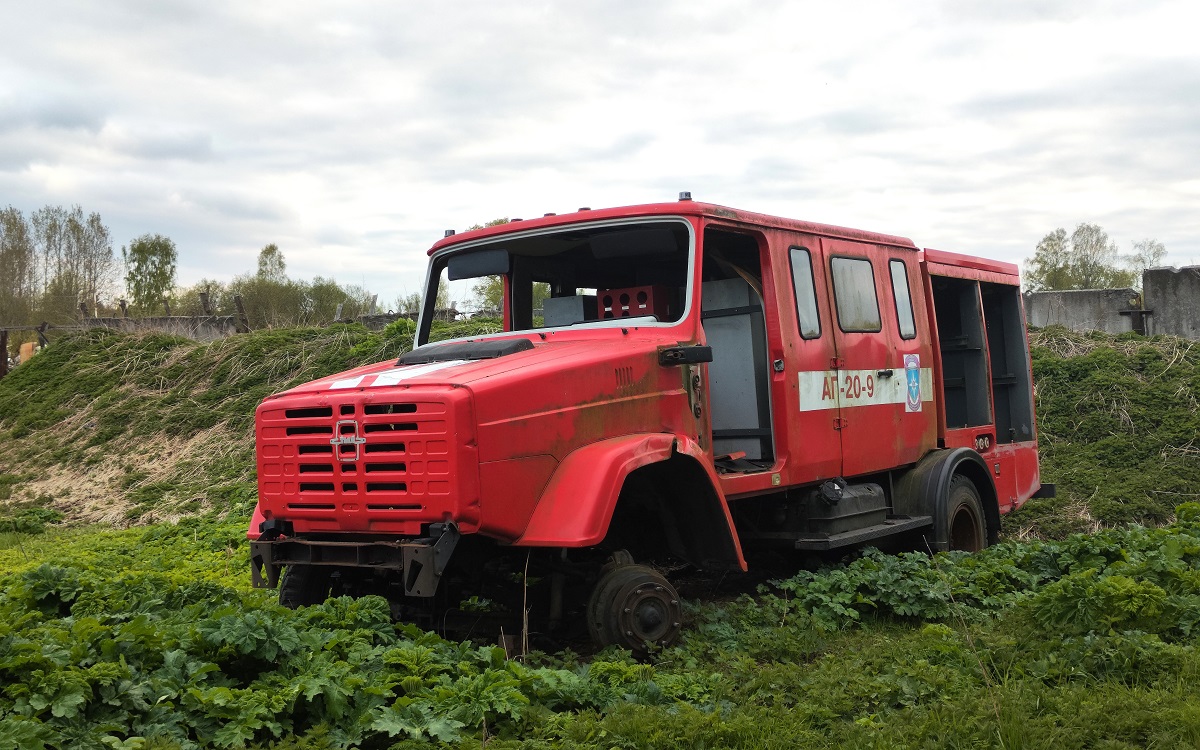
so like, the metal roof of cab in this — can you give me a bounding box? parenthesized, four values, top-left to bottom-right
(428, 201, 920, 255)
(922, 247, 1020, 277)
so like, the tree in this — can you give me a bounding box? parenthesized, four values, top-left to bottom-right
(169, 278, 229, 317)
(0, 207, 36, 326)
(123, 234, 178, 314)
(230, 244, 307, 327)
(461, 218, 552, 314)
(1, 205, 117, 325)
(469, 276, 550, 314)
(256, 243, 287, 282)
(1127, 239, 1167, 283)
(1025, 229, 1073, 292)
(396, 281, 452, 316)
(30, 205, 115, 303)
(1024, 223, 1141, 291)
(75, 210, 118, 307)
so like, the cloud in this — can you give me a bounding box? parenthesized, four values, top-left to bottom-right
(103, 126, 215, 162)
(0, 0, 1196, 300)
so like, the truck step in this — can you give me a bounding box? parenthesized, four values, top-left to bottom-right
(792, 515, 933, 551)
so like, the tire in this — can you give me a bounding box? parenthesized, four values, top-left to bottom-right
(587, 563, 683, 654)
(278, 564, 333, 608)
(942, 475, 986, 552)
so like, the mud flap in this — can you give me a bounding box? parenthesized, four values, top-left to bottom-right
(402, 523, 460, 597)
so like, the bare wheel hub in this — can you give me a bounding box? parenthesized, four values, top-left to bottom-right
(587, 559, 683, 653)
(615, 582, 679, 644)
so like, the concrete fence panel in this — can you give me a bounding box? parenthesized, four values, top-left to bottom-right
(1143, 266, 1200, 339)
(1023, 288, 1140, 334)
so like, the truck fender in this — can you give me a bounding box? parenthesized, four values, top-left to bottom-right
(517, 434, 747, 571)
(660, 436, 747, 571)
(518, 433, 675, 547)
(893, 448, 1000, 551)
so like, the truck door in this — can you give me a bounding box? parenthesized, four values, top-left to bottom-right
(784, 241, 844, 484)
(820, 238, 936, 478)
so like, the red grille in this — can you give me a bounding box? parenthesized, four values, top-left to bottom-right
(257, 395, 463, 534)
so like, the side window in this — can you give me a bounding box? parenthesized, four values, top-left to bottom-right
(830, 256, 881, 332)
(889, 260, 917, 339)
(788, 247, 821, 338)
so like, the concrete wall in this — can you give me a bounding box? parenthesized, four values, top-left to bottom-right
(1023, 288, 1141, 334)
(1143, 265, 1200, 339)
(1023, 266, 1200, 340)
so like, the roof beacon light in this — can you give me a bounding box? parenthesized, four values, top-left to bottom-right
(679, 191, 692, 201)
(444, 230, 455, 237)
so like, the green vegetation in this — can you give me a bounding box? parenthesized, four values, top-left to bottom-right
(0, 319, 430, 522)
(1009, 327, 1200, 537)
(1, 509, 1199, 747)
(123, 234, 179, 315)
(1023, 223, 1165, 292)
(1, 321, 1199, 747)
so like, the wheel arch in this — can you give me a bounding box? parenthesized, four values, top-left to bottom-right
(517, 433, 746, 571)
(606, 447, 746, 571)
(893, 447, 1000, 551)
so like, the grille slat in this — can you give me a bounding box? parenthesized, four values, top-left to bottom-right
(366, 482, 407, 492)
(364, 403, 418, 415)
(286, 407, 333, 419)
(365, 463, 407, 473)
(287, 425, 332, 436)
(365, 443, 405, 454)
(363, 422, 418, 433)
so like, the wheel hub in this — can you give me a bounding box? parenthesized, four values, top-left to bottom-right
(616, 584, 678, 644)
(587, 561, 684, 653)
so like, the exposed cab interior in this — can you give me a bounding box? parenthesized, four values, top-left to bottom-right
(930, 276, 1034, 440)
(701, 228, 774, 468)
(420, 221, 692, 344)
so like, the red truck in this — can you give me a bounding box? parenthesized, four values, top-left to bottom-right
(250, 197, 1051, 651)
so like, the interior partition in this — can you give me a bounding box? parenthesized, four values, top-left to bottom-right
(980, 282, 1035, 443)
(931, 276, 991, 429)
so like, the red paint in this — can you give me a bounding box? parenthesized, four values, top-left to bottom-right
(249, 200, 1044, 575)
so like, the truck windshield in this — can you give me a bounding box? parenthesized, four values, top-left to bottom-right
(419, 219, 693, 342)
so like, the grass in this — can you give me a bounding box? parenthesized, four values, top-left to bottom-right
(2, 513, 1200, 747)
(0, 317, 502, 526)
(0, 320, 1199, 746)
(1004, 327, 1200, 537)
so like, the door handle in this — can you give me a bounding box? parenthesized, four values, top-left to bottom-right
(877, 369, 894, 378)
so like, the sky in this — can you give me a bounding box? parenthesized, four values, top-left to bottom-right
(3, 0, 1198, 309)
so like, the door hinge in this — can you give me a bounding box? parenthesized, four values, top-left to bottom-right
(833, 417, 848, 430)
(829, 357, 845, 369)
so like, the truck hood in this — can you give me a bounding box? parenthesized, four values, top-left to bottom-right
(274, 336, 654, 396)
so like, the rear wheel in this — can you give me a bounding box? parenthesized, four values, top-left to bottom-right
(279, 565, 333, 608)
(943, 475, 986, 552)
(587, 556, 683, 654)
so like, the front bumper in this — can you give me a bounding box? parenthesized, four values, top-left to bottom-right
(250, 521, 460, 598)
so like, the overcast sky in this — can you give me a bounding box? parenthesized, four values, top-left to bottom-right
(3, 0, 1197, 308)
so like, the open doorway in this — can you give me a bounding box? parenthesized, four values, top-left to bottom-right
(701, 228, 774, 468)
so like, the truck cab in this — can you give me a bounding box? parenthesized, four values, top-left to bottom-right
(250, 197, 1048, 652)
